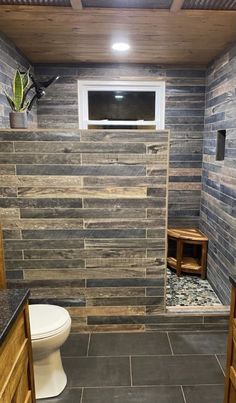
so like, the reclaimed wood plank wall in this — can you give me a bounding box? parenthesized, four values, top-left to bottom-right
(35, 64, 205, 228)
(0, 128, 169, 331)
(0, 33, 37, 128)
(200, 44, 236, 304)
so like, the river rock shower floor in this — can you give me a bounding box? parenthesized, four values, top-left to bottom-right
(166, 269, 222, 306)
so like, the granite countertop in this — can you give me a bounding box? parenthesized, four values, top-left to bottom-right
(229, 276, 236, 288)
(0, 288, 30, 345)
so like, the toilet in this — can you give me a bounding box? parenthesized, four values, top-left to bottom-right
(29, 304, 71, 400)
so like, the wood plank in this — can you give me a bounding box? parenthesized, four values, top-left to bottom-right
(170, 0, 184, 12)
(70, 0, 83, 9)
(0, 226, 6, 289)
(0, 7, 236, 64)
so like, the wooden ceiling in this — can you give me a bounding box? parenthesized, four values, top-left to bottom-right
(0, 1, 236, 65)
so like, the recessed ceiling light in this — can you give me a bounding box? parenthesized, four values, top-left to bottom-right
(115, 94, 124, 100)
(112, 42, 130, 52)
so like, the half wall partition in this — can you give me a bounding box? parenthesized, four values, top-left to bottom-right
(0, 129, 169, 331)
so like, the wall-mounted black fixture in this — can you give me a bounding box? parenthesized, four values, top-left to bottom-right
(216, 129, 226, 161)
(21, 72, 60, 111)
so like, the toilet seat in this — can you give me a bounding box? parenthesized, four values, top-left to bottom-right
(29, 304, 71, 340)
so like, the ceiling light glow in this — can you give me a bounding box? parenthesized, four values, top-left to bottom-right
(112, 42, 130, 52)
(115, 94, 124, 100)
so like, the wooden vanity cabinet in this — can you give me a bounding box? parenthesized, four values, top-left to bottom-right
(0, 303, 35, 403)
(224, 283, 236, 403)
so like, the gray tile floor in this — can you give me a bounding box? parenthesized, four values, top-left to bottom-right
(38, 331, 227, 403)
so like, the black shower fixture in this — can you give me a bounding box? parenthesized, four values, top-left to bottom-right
(22, 72, 60, 111)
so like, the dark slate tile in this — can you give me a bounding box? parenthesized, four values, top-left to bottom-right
(89, 332, 171, 356)
(216, 354, 226, 374)
(4, 239, 84, 250)
(20, 207, 146, 219)
(0, 130, 81, 141)
(88, 314, 203, 326)
(82, 386, 184, 403)
(84, 198, 166, 209)
(6, 270, 23, 280)
(37, 387, 82, 403)
(63, 356, 131, 387)
(183, 385, 224, 403)
(5, 259, 85, 270)
(169, 331, 227, 355)
(87, 278, 164, 288)
(87, 296, 164, 307)
(29, 297, 85, 307)
(61, 333, 89, 357)
(0, 198, 83, 208)
(131, 355, 224, 386)
(16, 164, 146, 176)
(22, 229, 145, 239)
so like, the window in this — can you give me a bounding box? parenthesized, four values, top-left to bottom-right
(216, 130, 226, 161)
(78, 81, 165, 129)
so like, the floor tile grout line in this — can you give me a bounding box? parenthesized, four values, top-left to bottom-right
(166, 331, 174, 355)
(66, 383, 225, 390)
(181, 385, 187, 403)
(86, 333, 91, 356)
(215, 354, 225, 376)
(129, 356, 133, 387)
(62, 353, 227, 358)
(80, 387, 84, 403)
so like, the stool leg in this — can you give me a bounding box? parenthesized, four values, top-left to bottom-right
(193, 244, 198, 258)
(201, 241, 207, 279)
(176, 239, 183, 277)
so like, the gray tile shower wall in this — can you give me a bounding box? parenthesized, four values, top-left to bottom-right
(0, 128, 169, 332)
(200, 44, 236, 304)
(35, 64, 205, 227)
(0, 33, 37, 128)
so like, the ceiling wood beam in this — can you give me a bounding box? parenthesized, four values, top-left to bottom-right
(70, 0, 83, 10)
(170, 0, 184, 12)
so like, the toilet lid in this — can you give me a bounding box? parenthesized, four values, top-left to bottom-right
(29, 304, 71, 339)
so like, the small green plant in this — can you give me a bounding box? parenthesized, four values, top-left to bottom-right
(4, 69, 30, 112)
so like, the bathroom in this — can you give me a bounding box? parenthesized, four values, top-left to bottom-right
(0, 1, 235, 402)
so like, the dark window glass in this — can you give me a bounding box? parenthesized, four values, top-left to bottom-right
(216, 130, 226, 161)
(88, 91, 155, 121)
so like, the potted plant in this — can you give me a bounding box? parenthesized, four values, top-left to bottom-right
(4, 69, 30, 129)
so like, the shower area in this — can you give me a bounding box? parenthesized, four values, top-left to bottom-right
(1, 58, 234, 330)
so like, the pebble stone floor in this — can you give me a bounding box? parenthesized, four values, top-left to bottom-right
(38, 330, 227, 403)
(166, 268, 222, 306)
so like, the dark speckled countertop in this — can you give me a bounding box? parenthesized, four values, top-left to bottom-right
(230, 276, 236, 288)
(0, 288, 30, 345)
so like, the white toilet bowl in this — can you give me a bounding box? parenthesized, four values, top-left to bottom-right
(29, 304, 71, 400)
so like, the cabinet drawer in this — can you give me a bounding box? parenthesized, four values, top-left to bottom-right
(0, 341, 30, 403)
(0, 311, 27, 398)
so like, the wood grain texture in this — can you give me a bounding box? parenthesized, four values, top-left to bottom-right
(0, 128, 169, 330)
(199, 42, 236, 305)
(0, 227, 6, 289)
(0, 7, 236, 64)
(35, 63, 205, 227)
(70, 0, 82, 9)
(0, 306, 35, 402)
(170, 0, 184, 12)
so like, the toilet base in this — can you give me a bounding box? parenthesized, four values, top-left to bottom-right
(33, 349, 67, 399)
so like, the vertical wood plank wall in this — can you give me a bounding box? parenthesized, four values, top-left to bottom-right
(35, 64, 205, 228)
(200, 44, 236, 304)
(0, 129, 169, 331)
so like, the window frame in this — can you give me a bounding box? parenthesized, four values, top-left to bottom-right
(78, 80, 165, 129)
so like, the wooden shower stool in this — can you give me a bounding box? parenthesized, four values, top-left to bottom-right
(167, 228, 208, 279)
